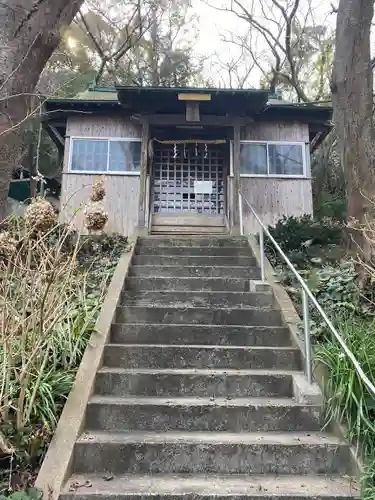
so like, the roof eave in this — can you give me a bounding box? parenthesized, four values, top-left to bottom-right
(115, 85, 270, 96)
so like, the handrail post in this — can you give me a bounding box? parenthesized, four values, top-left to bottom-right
(239, 192, 244, 236)
(302, 289, 312, 384)
(259, 227, 266, 282)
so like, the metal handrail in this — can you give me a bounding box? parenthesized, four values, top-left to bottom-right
(239, 190, 375, 394)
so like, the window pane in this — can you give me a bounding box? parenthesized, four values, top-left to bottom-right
(71, 139, 108, 172)
(109, 140, 141, 172)
(240, 143, 267, 175)
(268, 144, 304, 175)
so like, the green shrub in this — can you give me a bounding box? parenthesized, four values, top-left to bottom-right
(313, 190, 347, 221)
(267, 215, 343, 252)
(264, 215, 344, 269)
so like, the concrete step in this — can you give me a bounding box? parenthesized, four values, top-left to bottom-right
(116, 306, 282, 326)
(137, 237, 250, 247)
(73, 431, 350, 475)
(125, 277, 253, 292)
(86, 396, 321, 432)
(61, 473, 359, 500)
(110, 324, 292, 347)
(102, 344, 301, 370)
(132, 255, 257, 267)
(128, 266, 261, 279)
(135, 246, 253, 257)
(120, 291, 275, 309)
(94, 368, 295, 398)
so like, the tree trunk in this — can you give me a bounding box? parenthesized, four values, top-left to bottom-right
(0, 0, 84, 219)
(331, 0, 375, 261)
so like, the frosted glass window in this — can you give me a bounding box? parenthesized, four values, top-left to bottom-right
(109, 141, 141, 172)
(70, 138, 141, 173)
(268, 143, 304, 176)
(71, 139, 108, 172)
(238, 141, 305, 177)
(240, 143, 267, 175)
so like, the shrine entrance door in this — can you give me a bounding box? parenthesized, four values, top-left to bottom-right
(150, 140, 228, 234)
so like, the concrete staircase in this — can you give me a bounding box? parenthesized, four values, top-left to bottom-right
(61, 236, 357, 500)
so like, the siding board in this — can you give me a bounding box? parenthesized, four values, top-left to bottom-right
(66, 116, 141, 138)
(60, 174, 140, 236)
(240, 177, 313, 234)
(241, 122, 309, 142)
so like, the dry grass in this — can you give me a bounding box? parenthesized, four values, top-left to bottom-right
(0, 194, 129, 494)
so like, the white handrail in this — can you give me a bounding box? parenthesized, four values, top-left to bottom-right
(239, 190, 375, 395)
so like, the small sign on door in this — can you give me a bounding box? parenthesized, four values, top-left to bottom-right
(194, 181, 213, 194)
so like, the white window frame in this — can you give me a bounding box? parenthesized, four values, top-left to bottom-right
(230, 140, 308, 179)
(68, 136, 142, 176)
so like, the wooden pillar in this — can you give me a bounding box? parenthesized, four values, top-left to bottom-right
(138, 120, 149, 231)
(232, 121, 241, 234)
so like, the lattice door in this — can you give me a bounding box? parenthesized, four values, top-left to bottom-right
(152, 143, 225, 214)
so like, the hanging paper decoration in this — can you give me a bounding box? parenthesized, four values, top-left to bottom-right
(195, 142, 198, 156)
(204, 143, 208, 159)
(173, 143, 178, 159)
(153, 138, 226, 145)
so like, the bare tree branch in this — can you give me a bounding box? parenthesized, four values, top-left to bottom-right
(77, 9, 106, 59)
(112, 4, 156, 64)
(205, 0, 330, 102)
(75, 1, 166, 86)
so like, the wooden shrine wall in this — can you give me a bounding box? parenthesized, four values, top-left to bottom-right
(60, 116, 142, 236)
(239, 121, 313, 234)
